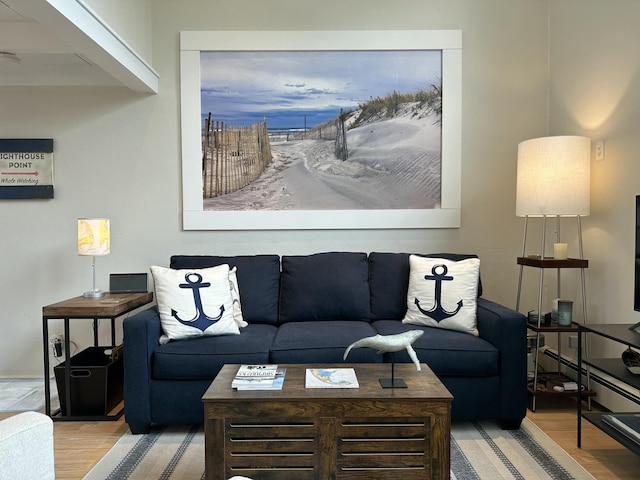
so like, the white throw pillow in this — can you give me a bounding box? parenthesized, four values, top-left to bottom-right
(402, 255, 480, 336)
(229, 266, 247, 328)
(151, 265, 240, 344)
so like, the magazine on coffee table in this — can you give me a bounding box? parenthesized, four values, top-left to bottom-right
(232, 365, 285, 390)
(305, 368, 359, 388)
(234, 364, 278, 378)
(233, 367, 286, 390)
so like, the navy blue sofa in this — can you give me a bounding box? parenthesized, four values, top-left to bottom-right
(123, 252, 527, 434)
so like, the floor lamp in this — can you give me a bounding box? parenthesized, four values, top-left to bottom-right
(514, 135, 591, 411)
(78, 218, 110, 298)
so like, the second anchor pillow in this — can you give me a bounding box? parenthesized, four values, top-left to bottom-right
(402, 255, 480, 336)
(151, 264, 240, 344)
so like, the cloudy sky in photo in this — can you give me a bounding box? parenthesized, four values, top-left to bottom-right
(200, 50, 442, 130)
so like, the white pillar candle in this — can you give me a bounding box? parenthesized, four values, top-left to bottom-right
(553, 243, 568, 259)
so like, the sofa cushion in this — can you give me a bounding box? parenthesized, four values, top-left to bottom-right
(279, 252, 370, 323)
(152, 324, 277, 380)
(369, 252, 482, 320)
(151, 265, 239, 343)
(373, 320, 498, 376)
(402, 255, 480, 336)
(228, 267, 247, 327)
(270, 321, 382, 363)
(170, 255, 280, 325)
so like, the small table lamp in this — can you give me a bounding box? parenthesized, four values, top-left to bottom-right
(78, 218, 110, 298)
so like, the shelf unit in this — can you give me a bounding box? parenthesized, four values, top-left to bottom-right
(517, 256, 595, 410)
(525, 320, 596, 407)
(577, 323, 640, 454)
(515, 215, 594, 411)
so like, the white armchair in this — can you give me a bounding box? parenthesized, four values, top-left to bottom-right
(0, 411, 54, 480)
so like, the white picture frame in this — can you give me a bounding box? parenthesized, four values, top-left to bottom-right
(180, 30, 462, 230)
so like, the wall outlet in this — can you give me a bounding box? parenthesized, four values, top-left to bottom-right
(595, 139, 605, 161)
(568, 335, 579, 349)
(50, 335, 63, 358)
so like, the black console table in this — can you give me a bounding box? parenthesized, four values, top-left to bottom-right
(577, 323, 640, 454)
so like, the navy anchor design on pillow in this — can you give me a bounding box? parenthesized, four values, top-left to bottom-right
(414, 264, 463, 322)
(171, 272, 224, 331)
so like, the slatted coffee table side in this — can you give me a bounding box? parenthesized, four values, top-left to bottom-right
(203, 364, 452, 480)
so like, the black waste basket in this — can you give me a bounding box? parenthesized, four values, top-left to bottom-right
(54, 346, 123, 416)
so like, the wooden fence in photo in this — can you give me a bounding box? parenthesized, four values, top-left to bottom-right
(278, 110, 349, 161)
(202, 115, 272, 198)
(286, 123, 337, 141)
(334, 109, 348, 161)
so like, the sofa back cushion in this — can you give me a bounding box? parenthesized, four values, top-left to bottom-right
(170, 255, 280, 325)
(279, 252, 370, 323)
(369, 252, 482, 320)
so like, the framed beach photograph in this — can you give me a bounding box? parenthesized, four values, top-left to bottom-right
(180, 30, 461, 230)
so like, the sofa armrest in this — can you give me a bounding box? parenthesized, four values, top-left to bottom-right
(476, 297, 527, 424)
(123, 306, 162, 431)
(0, 411, 54, 480)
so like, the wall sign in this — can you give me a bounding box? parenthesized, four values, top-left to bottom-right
(0, 139, 54, 199)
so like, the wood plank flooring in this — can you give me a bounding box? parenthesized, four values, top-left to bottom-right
(2, 398, 640, 479)
(527, 397, 640, 480)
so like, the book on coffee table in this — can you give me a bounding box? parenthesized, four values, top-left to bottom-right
(305, 368, 359, 388)
(232, 365, 286, 390)
(234, 364, 278, 378)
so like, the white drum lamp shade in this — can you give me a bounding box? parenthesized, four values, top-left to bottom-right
(78, 218, 110, 297)
(78, 218, 110, 256)
(516, 136, 591, 217)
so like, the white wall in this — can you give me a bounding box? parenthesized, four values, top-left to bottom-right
(83, 0, 153, 60)
(0, 0, 549, 377)
(548, 0, 640, 410)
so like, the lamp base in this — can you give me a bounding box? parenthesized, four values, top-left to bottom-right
(83, 290, 105, 298)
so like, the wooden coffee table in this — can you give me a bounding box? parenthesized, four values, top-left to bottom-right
(202, 363, 452, 480)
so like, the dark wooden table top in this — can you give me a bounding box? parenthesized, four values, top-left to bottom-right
(203, 363, 453, 402)
(42, 291, 153, 317)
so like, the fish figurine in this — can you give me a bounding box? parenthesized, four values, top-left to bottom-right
(343, 330, 424, 370)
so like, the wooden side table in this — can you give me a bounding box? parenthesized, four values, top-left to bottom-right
(42, 292, 153, 420)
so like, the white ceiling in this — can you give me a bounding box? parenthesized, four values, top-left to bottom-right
(0, 0, 157, 92)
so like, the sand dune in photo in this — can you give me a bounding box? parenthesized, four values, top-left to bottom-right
(203, 104, 441, 211)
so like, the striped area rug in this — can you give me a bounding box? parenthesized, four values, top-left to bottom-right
(450, 419, 594, 479)
(83, 418, 595, 480)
